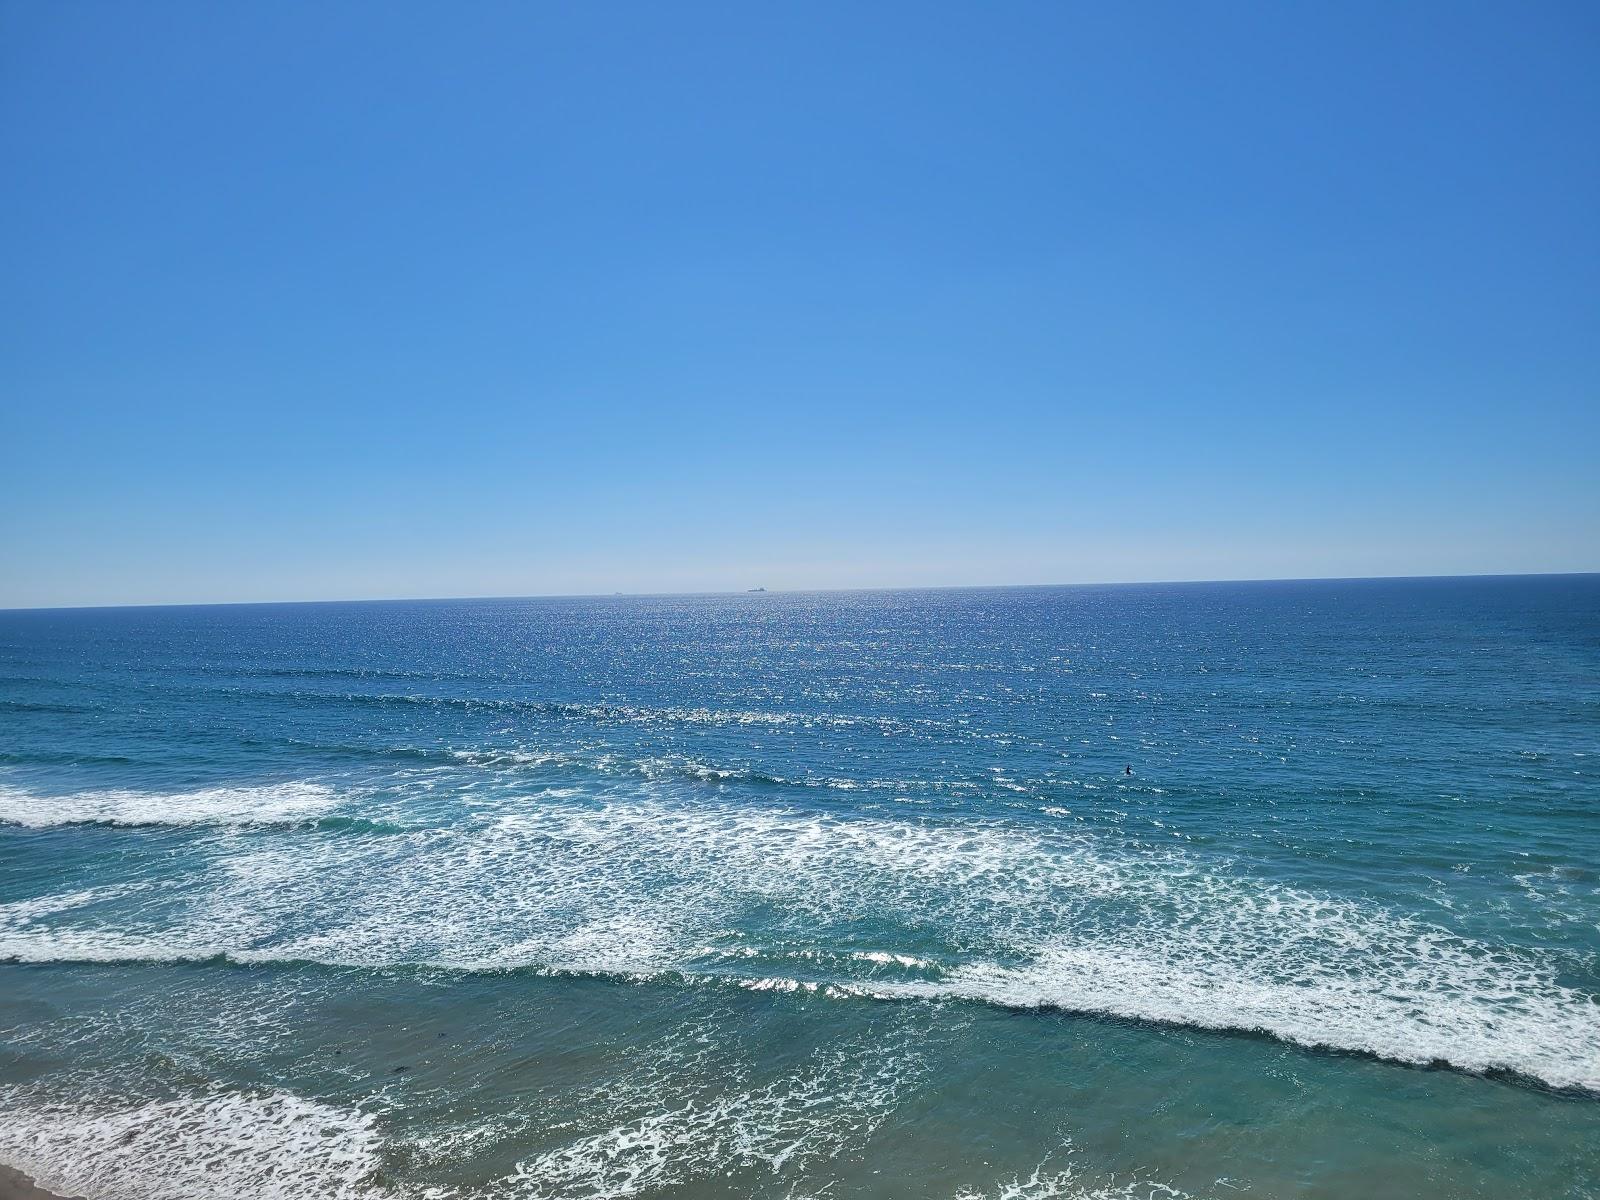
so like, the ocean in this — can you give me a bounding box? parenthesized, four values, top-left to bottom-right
(0, 577, 1596, 1199)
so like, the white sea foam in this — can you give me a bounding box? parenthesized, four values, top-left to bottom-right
(954, 1160, 1199, 1200)
(0, 1069, 1195, 1200)
(4, 794, 1597, 1089)
(493, 1032, 921, 1198)
(388, 1014, 929, 1199)
(953, 1150, 1200, 1200)
(0, 781, 339, 828)
(874, 934, 1600, 1090)
(0, 1089, 381, 1200)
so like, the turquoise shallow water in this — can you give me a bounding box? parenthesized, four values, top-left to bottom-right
(0, 577, 1596, 1198)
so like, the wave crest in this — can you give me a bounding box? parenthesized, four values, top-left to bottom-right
(0, 782, 339, 829)
(4, 796, 1597, 1089)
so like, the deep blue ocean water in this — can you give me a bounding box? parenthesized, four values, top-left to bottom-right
(0, 577, 1596, 1199)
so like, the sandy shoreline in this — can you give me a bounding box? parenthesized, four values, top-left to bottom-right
(0, 1165, 80, 1200)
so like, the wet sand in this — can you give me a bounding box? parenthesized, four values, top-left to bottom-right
(0, 1165, 79, 1200)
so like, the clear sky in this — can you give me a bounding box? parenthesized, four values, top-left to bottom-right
(2, 1, 1596, 607)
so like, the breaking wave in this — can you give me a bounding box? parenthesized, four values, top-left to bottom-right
(3, 794, 1595, 1090)
(0, 782, 341, 829)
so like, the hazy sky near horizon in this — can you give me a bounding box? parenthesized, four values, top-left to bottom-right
(2, 1, 1597, 608)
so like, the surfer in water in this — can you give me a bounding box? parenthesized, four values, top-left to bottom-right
(1125, 765, 1133, 776)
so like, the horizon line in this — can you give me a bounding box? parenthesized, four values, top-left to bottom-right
(2, 569, 1595, 615)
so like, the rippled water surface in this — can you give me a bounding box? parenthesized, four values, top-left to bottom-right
(1, 578, 1597, 1198)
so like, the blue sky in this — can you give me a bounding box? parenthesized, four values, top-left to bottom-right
(2, 1, 1596, 607)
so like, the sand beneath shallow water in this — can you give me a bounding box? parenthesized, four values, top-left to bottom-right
(0, 1165, 79, 1200)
